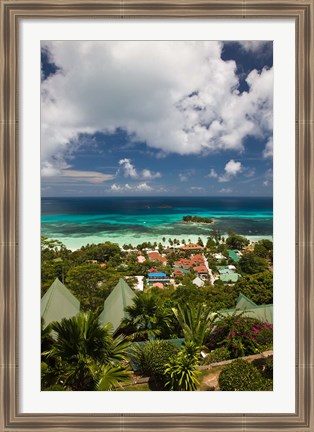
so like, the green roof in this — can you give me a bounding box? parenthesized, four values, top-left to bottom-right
(99, 278, 137, 332)
(220, 273, 240, 283)
(41, 278, 80, 327)
(217, 293, 273, 324)
(235, 293, 257, 309)
(228, 249, 240, 262)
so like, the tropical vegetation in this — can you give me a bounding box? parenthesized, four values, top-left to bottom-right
(41, 231, 273, 391)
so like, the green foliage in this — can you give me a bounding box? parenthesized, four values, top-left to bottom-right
(239, 253, 268, 275)
(182, 215, 213, 224)
(206, 313, 273, 358)
(44, 384, 67, 391)
(43, 311, 130, 391)
(218, 359, 272, 391)
(96, 365, 131, 391)
(65, 264, 106, 311)
(203, 347, 230, 365)
(251, 356, 273, 380)
(205, 283, 238, 311)
(80, 242, 123, 265)
(234, 271, 273, 304)
(226, 234, 249, 250)
(172, 303, 218, 347)
(254, 240, 273, 261)
(120, 292, 174, 341)
(164, 341, 201, 391)
(135, 340, 179, 385)
(171, 284, 208, 306)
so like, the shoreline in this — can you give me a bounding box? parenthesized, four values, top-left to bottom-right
(43, 233, 273, 252)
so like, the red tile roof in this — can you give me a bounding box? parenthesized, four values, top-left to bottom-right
(148, 252, 168, 263)
(193, 265, 208, 274)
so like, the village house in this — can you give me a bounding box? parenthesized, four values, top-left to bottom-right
(147, 272, 171, 285)
(147, 251, 168, 266)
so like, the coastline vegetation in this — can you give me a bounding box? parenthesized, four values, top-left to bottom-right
(182, 215, 214, 224)
(41, 231, 273, 391)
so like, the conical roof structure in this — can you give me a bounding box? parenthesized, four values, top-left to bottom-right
(235, 293, 257, 310)
(99, 278, 137, 332)
(41, 278, 80, 327)
(217, 292, 273, 324)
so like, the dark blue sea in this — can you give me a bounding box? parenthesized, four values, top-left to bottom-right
(41, 196, 273, 249)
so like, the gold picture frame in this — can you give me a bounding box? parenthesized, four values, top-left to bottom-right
(0, 0, 313, 430)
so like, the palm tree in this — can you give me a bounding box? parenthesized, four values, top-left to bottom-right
(172, 303, 217, 347)
(44, 311, 130, 391)
(120, 292, 172, 341)
(164, 341, 201, 391)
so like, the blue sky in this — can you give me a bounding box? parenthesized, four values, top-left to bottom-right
(41, 41, 273, 197)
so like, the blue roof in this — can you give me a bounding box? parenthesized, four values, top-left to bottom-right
(148, 272, 167, 277)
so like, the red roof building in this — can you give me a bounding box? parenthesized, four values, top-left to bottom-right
(193, 265, 208, 275)
(181, 243, 204, 251)
(148, 251, 168, 265)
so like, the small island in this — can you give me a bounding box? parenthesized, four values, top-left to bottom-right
(182, 215, 214, 224)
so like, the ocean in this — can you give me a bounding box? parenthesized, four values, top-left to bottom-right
(41, 196, 273, 250)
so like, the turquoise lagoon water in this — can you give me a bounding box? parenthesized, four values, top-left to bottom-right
(41, 196, 273, 250)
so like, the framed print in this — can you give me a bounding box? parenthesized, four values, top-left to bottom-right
(0, 0, 313, 431)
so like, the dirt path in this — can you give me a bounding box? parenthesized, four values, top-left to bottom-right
(199, 366, 223, 391)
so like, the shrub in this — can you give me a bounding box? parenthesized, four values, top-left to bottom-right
(138, 340, 179, 383)
(206, 314, 273, 358)
(252, 356, 273, 380)
(164, 341, 201, 391)
(203, 347, 230, 365)
(218, 359, 273, 391)
(255, 325, 273, 351)
(44, 384, 67, 391)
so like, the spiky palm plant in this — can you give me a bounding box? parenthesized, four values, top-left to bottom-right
(44, 311, 130, 391)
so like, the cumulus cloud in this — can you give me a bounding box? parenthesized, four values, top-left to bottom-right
(263, 168, 273, 187)
(219, 188, 232, 194)
(41, 41, 273, 172)
(119, 158, 138, 178)
(263, 137, 273, 158)
(238, 41, 270, 52)
(118, 158, 161, 180)
(142, 169, 161, 180)
(136, 182, 152, 191)
(207, 168, 218, 178)
(218, 160, 242, 182)
(110, 182, 152, 192)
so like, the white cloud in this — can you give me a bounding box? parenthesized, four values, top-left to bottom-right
(207, 168, 218, 178)
(142, 169, 161, 180)
(263, 137, 273, 158)
(238, 41, 269, 52)
(119, 158, 138, 178)
(41, 41, 273, 172)
(41, 161, 62, 177)
(136, 182, 152, 191)
(219, 188, 232, 193)
(118, 158, 161, 180)
(110, 182, 152, 192)
(263, 168, 273, 187)
(61, 170, 115, 183)
(190, 186, 205, 191)
(218, 159, 242, 182)
(41, 161, 114, 184)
